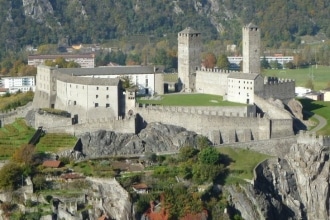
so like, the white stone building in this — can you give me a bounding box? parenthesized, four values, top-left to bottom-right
(1, 76, 35, 93)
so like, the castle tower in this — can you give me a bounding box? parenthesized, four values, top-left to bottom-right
(242, 23, 260, 74)
(178, 27, 201, 92)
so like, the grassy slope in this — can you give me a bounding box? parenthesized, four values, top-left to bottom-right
(263, 65, 330, 91)
(218, 147, 271, 184)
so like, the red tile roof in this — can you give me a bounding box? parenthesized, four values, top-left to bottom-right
(132, 183, 149, 190)
(42, 160, 62, 168)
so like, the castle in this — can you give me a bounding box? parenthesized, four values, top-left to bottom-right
(31, 24, 297, 145)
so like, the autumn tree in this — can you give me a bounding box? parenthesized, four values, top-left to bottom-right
(12, 144, 35, 165)
(202, 52, 217, 68)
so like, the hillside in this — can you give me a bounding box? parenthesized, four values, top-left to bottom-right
(0, 0, 328, 57)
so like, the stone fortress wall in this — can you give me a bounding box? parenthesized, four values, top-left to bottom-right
(136, 105, 271, 144)
(195, 68, 230, 96)
(297, 131, 330, 146)
(262, 77, 295, 103)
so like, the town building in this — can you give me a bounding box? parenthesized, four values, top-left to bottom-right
(28, 54, 95, 68)
(0, 76, 35, 93)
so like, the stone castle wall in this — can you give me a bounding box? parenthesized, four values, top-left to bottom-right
(262, 78, 295, 104)
(136, 105, 270, 143)
(195, 68, 230, 96)
(35, 112, 135, 136)
(297, 131, 330, 146)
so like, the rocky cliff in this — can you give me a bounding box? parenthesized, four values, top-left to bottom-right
(62, 122, 201, 159)
(226, 142, 330, 220)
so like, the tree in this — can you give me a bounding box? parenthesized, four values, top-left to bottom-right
(179, 146, 199, 161)
(32, 175, 47, 191)
(198, 147, 221, 165)
(12, 144, 35, 165)
(217, 54, 230, 70)
(260, 56, 270, 69)
(202, 52, 217, 68)
(305, 79, 314, 90)
(0, 162, 23, 190)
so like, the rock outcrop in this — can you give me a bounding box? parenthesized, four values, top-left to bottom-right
(62, 122, 201, 159)
(226, 142, 330, 220)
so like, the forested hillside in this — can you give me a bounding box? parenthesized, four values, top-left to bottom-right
(0, 0, 329, 58)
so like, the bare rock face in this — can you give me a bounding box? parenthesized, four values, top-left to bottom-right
(68, 122, 200, 159)
(287, 99, 304, 120)
(22, 0, 54, 22)
(226, 142, 330, 220)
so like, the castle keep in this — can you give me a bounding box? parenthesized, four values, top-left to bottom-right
(31, 24, 296, 145)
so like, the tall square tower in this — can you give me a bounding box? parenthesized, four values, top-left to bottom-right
(242, 23, 260, 74)
(178, 27, 201, 92)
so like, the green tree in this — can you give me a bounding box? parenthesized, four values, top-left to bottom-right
(32, 175, 47, 191)
(12, 144, 35, 165)
(217, 54, 230, 70)
(0, 163, 23, 190)
(198, 147, 221, 165)
(261, 56, 270, 69)
(179, 146, 199, 161)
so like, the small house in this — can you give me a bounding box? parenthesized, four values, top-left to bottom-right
(42, 160, 62, 168)
(132, 183, 150, 194)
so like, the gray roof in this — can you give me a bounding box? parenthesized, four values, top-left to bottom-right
(55, 72, 120, 86)
(55, 66, 158, 76)
(245, 23, 258, 28)
(179, 27, 200, 34)
(228, 72, 260, 80)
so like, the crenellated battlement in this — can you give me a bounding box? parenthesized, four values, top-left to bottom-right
(196, 67, 236, 74)
(136, 105, 260, 118)
(297, 131, 330, 146)
(264, 76, 295, 85)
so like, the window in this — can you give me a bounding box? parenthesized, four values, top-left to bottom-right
(106, 87, 109, 90)
(145, 79, 148, 87)
(74, 101, 76, 105)
(95, 103, 99, 107)
(96, 87, 99, 90)
(106, 95, 109, 98)
(96, 95, 98, 98)
(106, 103, 110, 108)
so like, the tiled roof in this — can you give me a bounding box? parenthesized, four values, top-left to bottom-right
(56, 65, 158, 76)
(54, 71, 120, 86)
(132, 183, 149, 190)
(42, 160, 62, 168)
(179, 27, 200, 34)
(228, 72, 260, 80)
(28, 54, 94, 59)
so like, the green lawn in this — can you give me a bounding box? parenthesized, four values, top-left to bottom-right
(218, 147, 271, 185)
(263, 65, 330, 91)
(137, 93, 245, 106)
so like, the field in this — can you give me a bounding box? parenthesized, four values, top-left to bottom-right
(218, 147, 271, 184)
(137, 93, 245, 106)
(0, 118, 77, 160)
(263, 65, 330, 91)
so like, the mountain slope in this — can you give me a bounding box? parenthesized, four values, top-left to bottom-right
(0, 0, 328, 54)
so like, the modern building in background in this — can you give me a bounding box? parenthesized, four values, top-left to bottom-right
(0, 76, 35, 93)
(28, 54, 95, 68)
(228, 55, 294, 70)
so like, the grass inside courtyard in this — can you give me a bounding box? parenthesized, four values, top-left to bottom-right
(263, 65, 330, 91)
(137, 93, 245, 106)
(218, 147, 271, 184)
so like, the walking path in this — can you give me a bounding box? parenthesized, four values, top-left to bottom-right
(303, 110, 327, 133)
(309, 113, 327, 133)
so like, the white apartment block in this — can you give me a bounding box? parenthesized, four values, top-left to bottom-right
(228, 56, 294, 69)
(28, 54, 95, 68)
(1, 76, 35, 93)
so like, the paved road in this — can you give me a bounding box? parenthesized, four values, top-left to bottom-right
(308, 112, 327, 133)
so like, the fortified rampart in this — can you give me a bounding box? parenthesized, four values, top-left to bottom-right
(0, 102, 33, 127)
(136, 105, 270, 144)
(262, 77, 295, 104)
(35, 112, 135, 136)
(297, 131, 330, 146)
